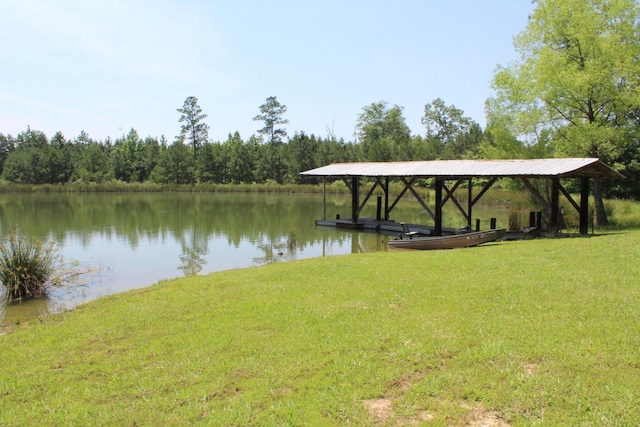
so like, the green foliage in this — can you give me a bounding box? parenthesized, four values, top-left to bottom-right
(111, 129, 161, 183)
(489, 0, 640, 211)
(253, 140, 287, 184)
(1, 128, 66, 184)
(195, 141, 227, 183)
(253, 96, 289, 143)
(151, 138, 195, 184)
(422, 98, 483, 159)
(2, 77, 640, 200)
(177, 96, 209, 156)
(1, 231, 640, 424)
(0, 125, 367, 186)
(287, 132, 320, 184)
(605, 198, 640, 228)
(356, 101, 412, 161)
(0, 132, 16, 175)
(224, 131, 254, 183)
(72, 135, 113, 183)
(0, 231, 59, 302)
(602, 116, 640, 199)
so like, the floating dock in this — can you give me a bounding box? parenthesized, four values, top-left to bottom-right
(315, 217, 538, 241)
(315, 217, 457, 236)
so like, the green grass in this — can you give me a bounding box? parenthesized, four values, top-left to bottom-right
(1, 231, 640, 425)
(607, 198, 640, 228)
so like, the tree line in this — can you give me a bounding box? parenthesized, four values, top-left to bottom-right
(0, 92, 637, 199)
(0, 97, 488, 186)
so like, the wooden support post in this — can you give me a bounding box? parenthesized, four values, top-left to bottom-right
(351, 177, 359, 224)
(550, 177, 560, 234)
(468, 179, 473, 228)
(536, 211, 542, 229)
(490, 218, 497, 229)
(322, 178, 327, 220)
(529, 211, 536, 228)
(435, 178, 443, 236)
(580, 177, 590, 235)
(384, 178, 390, 220)
(475, 218, 481, 232)
(376, 196, 382, 221)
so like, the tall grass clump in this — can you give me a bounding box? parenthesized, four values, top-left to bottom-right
(0, 231, 84, 303)
(607, 198, 640, 228)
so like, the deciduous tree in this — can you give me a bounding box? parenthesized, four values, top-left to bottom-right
(422, 98, 482, 159)
(356, 101, 411, 161)
(0, 133, 15, 175)
(489, 0, 640, 224)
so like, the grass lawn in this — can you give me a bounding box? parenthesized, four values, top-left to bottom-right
(1, 230, 639, 426)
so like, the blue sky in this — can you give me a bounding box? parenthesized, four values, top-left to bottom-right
(0, 1, 534, 143)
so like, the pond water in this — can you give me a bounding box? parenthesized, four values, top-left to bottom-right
(0, 191, 512, 329)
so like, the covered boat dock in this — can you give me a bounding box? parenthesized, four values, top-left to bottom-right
(301, 158, 624, 237)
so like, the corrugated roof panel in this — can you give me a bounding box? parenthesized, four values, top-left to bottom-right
(301, 158, 624, 179)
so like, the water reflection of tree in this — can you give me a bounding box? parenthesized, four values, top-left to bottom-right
(252, 228, 299, 265)
(0, 193, 393, 275)
(178, 246, 208, 275)
(177, 225, 209, 276)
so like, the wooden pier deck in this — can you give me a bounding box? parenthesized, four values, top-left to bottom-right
(315, 217, 527, 240)
(315, 217, 458, 236)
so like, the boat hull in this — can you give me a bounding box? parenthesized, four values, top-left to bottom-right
(389, 229, 506, 250)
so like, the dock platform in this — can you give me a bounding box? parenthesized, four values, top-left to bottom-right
(315, 218, 458, 236)
(316, 217, 527, 240)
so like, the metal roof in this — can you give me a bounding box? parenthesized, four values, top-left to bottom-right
(301, 158, 624, 179)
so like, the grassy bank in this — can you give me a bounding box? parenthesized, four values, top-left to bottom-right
(1, 231, 639, 425)
(0, 182, 330, 194)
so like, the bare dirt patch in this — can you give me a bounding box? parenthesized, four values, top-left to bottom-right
(523, 363, 540, 375)
(363, 372, 510, 426)
(465, 403, 511, 427)
(363, 398, 436, 426)
(363, 398, 393, 424)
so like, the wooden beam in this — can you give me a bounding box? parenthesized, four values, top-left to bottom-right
(356, 179, 380, 217)
(388, 177, 413, 215)
(441, 179, 462, 205)
(401, 177, 436, 221)
(521, 178, 550, 211)
(442, 179, 469, 223)
(521, 177, 552, 220)
(471, 177, 498, 207)
(559, 182, 580, 213)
